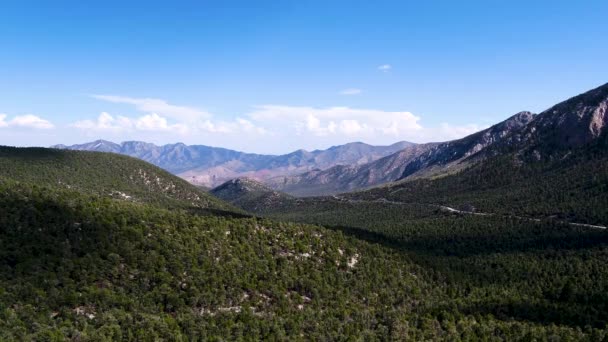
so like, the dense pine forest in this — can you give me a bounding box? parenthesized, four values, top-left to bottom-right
(3, 179, 608, 340)
(2, 143, 608, 340)
(3, 0, 607, 339)
(0, 146, 237, 213)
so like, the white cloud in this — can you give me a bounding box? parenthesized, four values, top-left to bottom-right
(339, 119, 364, 135)
(0, 114, 55, 129)
(69, 94, 486, 152)
(244, 104, 486, 146)
(71, 112, 133, 132)
(135, 113, 169, 131)
(378, 64, 391, 72)
(85, 95, 270, 137)
(432, 123, 486, 141)
(91, 95, 211, 123)
(340, 88, 362, 95)
(247, 105, 422, 138)
(71, 112, 190, 134)
(235, 118, 268, 134)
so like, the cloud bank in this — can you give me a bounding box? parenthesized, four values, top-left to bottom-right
(67, 95, 484, 151)
(2, 95, 483, 152)
(0, 114, 54, 129)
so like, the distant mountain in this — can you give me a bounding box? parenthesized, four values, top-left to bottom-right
(234, 82, 608, 226)
(53, 140, 271, 174)
(268, 82, 608, 196)
(267, 111, 535, 196)
(53, 83, 608, 198)
(54, 140, 414, 188)
(265, 143, 437, 196)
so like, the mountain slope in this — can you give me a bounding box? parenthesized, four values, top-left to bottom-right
(267, 111, 535, 196)
(55, 140, 414, 188)
(5, 83, 608, 339)
(211, 177, 295, 213)
(0, 181, 440, 340)
(266, 143, 437, 196)
(267, 82, 606, 197)
(3, 179, 608, 339)
(489, 82, 608, 160)
(345, 83, 608, 225)
(0, 146, 234, 212)
(397, 111, 535, 179)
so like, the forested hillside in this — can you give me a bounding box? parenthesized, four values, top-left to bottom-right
(2, 181, 607, 340)
(348, 132, 608, 225)
(231, 194, 608, 333)
(211, 177, 294, 213)
(0, 146, 234, 212)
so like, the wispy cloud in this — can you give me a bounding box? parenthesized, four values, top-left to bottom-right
(71, 95, 484, 151)
(247, 105, 422, 137)
(378, 64, 391, 72)
(73, 96, 268, 136)
(91, 95, 211, 122)
(339, 88, 362, 95)
(246, 104, 485, 145)
(71, 112, 188, 134)
(0, 113, 54, 129)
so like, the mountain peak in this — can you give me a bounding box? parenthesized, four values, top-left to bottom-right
(519, 82, 608, 151)
(214, 177, 272, 194)
(505, 111, 535, 124)
(211, 177, 293, 210)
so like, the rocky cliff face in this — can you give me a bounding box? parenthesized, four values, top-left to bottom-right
(398, 111, 536, 179)
(510, 82, 608, 158)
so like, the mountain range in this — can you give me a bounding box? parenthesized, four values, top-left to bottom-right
(55, 82, 608, 197)
(265, 82, 608, 195)
(53, 140, 413, 189)
(214, 82, 608, 227)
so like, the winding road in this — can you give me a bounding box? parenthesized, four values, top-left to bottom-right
(331, 195, 607, 230)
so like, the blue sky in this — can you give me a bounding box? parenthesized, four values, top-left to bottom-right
(1, 0, 607, 153)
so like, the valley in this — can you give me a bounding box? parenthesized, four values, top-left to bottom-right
(1, 82, 608, 340)
(4, 2, 608, 339)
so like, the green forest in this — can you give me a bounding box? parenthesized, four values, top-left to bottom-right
(2, 146, 608, 340)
